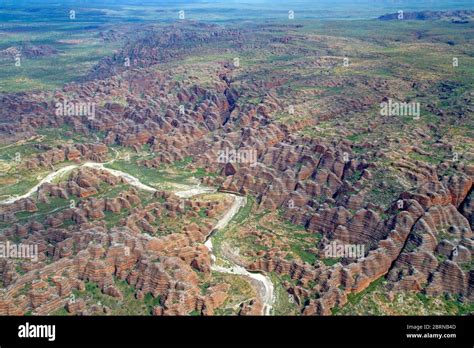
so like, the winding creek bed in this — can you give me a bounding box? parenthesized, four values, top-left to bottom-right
(0, 161, 276, 315)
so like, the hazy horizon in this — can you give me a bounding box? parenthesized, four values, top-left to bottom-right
(1, 0, 473, 23)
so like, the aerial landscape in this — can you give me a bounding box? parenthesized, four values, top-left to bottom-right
(0, 0, 472, 319)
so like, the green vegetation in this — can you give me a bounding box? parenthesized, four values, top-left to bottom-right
(365, 169, 405, 210)
(322, 258, 342, 267)
(334, 277, 474, 315)
(1, 5, 473, 318)
(408, 151, 444, 165)
(105, 156, 217, 190)
(0, 20, 123, 92)
(15, 196, 71, 223)
(270, 273, 300, 315)
(232, 196, 254, 224)
(211, 272, 256, 316)
(68, 279, 162, 315)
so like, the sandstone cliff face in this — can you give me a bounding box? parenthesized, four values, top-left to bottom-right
(0, 166, 237, 316)
(24, 144, 108, 170)
(0, 198, 37, 222)
(0, 23, 472, 316)
(249, 176, 473, 314)
(460, 189, 474, 229)
(0, 222, 226, 315)
(387, 180, 473, 301)
(2, 84, 471, 315)
(250, 199, 426, 314)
